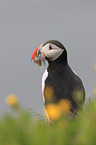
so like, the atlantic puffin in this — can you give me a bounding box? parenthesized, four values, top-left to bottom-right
(31, 40, 85, 116)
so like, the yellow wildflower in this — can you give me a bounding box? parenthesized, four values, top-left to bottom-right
(73, 89, 84, 103)
(44, 86, 54, 101)
(45, 104, 61, 121)
(58, 99, 71, 113)
(6, 94, 18, 106)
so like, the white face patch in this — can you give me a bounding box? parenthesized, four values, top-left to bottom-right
(41, 43, 64, 61)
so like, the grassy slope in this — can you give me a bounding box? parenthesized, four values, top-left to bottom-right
(0, 99, 96, 145)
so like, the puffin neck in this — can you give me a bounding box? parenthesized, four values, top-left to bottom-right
(48, 50, 67, 65)
(47, 51, 68, 72)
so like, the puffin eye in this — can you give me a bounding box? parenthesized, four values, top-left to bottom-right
(49, 45, 53, 50)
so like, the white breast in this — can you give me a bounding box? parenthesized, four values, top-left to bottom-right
(42, 69, 48, 104)
(42, 69, 50, 120)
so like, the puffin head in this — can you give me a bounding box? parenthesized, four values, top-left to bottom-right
(31, 40, 67, 66)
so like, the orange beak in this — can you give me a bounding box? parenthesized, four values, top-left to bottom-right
(31, 45, 41, 61)
(31, 44, 46, 66)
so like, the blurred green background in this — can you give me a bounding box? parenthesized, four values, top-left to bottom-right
(1, 95, 96, 145)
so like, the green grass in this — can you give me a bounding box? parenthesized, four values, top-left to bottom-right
(0, 98, 96, 145)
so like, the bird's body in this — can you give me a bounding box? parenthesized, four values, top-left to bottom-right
(31, 40, 85, 117)
(43, 62, 85, 112)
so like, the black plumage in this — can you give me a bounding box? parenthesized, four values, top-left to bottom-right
(43, 40, 85, 112)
